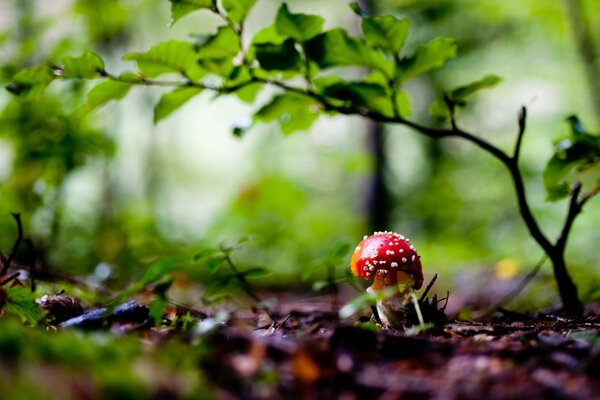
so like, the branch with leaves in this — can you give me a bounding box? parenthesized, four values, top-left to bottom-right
(7, 0, 600, 314)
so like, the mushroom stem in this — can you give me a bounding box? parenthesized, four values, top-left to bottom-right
(367, 271, 415, 328)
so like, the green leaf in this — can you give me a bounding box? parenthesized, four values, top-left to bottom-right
(430, 75, 501, 120)
(254, 93, 321, 135)
(395, 90, 412, 117)
(543, 155, 573, 201)
(429, 99, 450, 121)
(398, 38, 457, 82)
(61, 51, 105, 79)
(149, 296, 168, 325)
(222, 0, 256, 25)
(254, 39, 302, 71)
(235, 82, 264, 103)
(154, 87, 203, 123)
(242, 267, 271, 279)
(362, 15, 409, 54)
(85, 79, 134, 111)
(252, 24, 287, 45)
(169, 0, 215, 26)
(4, 287, 43, 324)
(206, 254, 227, 272)
(543, 116, 600, 201)
(322, 81, 394, 117)
(194, 248, 220, 261)
(197, 26, 241, 59)
(275, 4, 324, 42)
(305, 29, 392, 76)
(6, 65, 56, 96)
(141, 259, 177, 286)
(123, 40, 203, 80)
(204, 275, 233, 296)
(349, 2, 366, 16)
(450, 74, 502, 100)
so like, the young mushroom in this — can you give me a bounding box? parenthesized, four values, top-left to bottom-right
(350, 231, 423, 328)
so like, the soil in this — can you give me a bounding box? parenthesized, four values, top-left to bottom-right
(51, 294, 600, 400)
(197, 307, 600, 400)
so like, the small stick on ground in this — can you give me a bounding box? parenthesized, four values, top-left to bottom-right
(420, 274, 439, 302)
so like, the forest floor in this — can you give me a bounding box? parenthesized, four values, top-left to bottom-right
(7, 288, 598, 400)
(188, 303, 600, 399)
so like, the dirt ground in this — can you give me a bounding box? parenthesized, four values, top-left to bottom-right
(196, 307, 600, 400)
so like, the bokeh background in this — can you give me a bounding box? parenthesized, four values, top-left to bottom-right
(1, 0, 599, 313)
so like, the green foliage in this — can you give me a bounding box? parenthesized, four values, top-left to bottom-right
(75, 0, 129, 43)
(140, 258, 177, 286)
(305, 29, 392, 75)
(197, 26, 240, 59)
(449, 74, 502, 101)
(254, 93, 320, 135)
(3, 286, 43, 325)
(123, 40, 204, 79)
(60, 51, 105, 79)
(398, 38, 457, 82)
(154, 87, 203, 123)
(350, 3, 409, 54)
(544, 116, 600, 200)
(430, 74, 502, 119)
(321, 81, 395, 117)
(254, 39, 302, 71)
(6, 65, 56, 96)
(275, 4, 324, 42)
(5, 0, 470, 134)
(169, 0, 215, 26)
(85, 78, 134, 111)
(195, 240, 271, 305)
(222, 0, 256, 25)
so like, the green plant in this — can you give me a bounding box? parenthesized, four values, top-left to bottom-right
(195, 238, 276, 323)
(7, 0, 600, 314)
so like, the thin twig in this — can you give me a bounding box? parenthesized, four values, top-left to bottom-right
(419, 274, 438, 302)
(0, 271, 20, 286)
(443, 94, 458, 131)
(556, 182, 583, 253)
(513, 106, 527, 160)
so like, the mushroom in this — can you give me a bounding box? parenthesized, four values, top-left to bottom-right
(350, 231, 423, 327)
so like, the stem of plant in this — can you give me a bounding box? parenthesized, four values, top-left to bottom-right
(223, 253, 278, 324)
(410, 292, 426, 330)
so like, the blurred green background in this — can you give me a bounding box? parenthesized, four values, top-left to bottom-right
(1, 0, 599, 312)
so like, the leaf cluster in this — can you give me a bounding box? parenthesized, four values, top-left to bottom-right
(7, 1, 461, 134)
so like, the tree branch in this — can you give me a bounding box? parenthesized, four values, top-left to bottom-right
(513, 106, 527, 160)
(556, 182, 583, 253)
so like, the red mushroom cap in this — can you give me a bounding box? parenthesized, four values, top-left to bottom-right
(350, 231, 423, 289)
